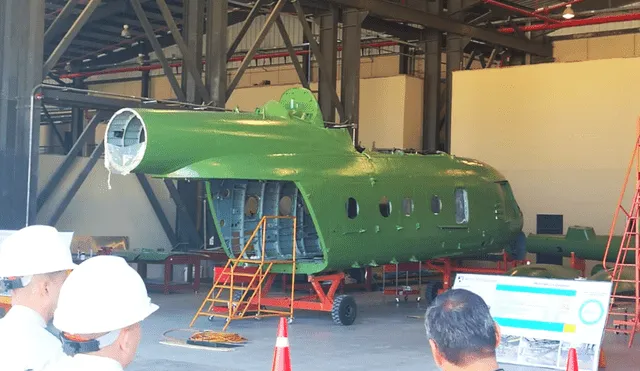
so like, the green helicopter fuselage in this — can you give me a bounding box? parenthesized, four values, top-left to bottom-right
(103, 88, 525, 275)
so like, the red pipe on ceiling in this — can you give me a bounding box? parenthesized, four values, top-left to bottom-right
(483, 0, 560, 23)
(498, 12, 640, 32)
(534, 0, 584, 14)
(58, 40, 399, 79)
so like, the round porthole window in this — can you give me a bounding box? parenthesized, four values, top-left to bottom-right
(379, 196, 392, 217)
(402, 198, 414, 216)
(431, 195, 442, 215)
(346, 197, 359, 219)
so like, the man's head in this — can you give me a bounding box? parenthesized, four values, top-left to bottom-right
(0, 225, 77, 321)
(424, 288, 501, 369)
(53, 255, 158, 367)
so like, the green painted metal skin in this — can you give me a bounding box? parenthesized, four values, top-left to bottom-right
(526, 225, 630, 263)
(590, 267, 635, 293)
(103, 87, 525, 275)
(505, 264, 582, 280)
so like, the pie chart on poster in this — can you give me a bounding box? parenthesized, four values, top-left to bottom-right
(579, 299, 604, 325)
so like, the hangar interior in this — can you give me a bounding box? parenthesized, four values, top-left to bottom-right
(3, 0, 640, 370)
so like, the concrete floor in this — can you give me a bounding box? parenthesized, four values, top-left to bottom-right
(129, 290, 640, 371)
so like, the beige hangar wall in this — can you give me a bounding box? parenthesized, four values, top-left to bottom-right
(36, 154, 177, 251)
(449, 57, 640, 237)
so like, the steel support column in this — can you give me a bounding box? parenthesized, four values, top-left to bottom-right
(157, 0, 211, 103)
(399, 45, 410, 75)
(137, 54, 178, 248)
(444, 0, 465, 153)
(176, 0, 209, 250)
(181, 0, 205, 103)
(302, 21, 312, 84)
(164, 179, 203, 249)
(422, 0, 442, 153)
(71, 77, 85, 153)
(41, 106, 66, 153)
(340, 8, 366, 144)
(0, 0, 45, 229)
(141, 53, 151, 97)
(206, 0, 228, 106)
(293, 1, 344, 121)
(318, 7, 339, 122)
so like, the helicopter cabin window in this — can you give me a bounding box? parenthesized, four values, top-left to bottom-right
(346, 197, 359, 219)
(379, 196, 392, 218)
(455, 188, 469, 224)
(431, 195, 442, 215)
(402, 198, 414, 216)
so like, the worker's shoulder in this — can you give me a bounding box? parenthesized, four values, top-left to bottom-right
(44, 354, 123, 371)
(0, 318, 59, 343)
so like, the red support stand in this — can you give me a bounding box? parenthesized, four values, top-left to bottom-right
(569, 252, 586, 277)
(281, 266, 373, 293)
(424, 251, 528, 295)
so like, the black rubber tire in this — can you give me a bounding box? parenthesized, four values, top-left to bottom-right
(424, 281, 444, 305)
(331, 294, 357, 326)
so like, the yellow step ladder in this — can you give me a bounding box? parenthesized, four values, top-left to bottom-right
(189, 215, 297, 332)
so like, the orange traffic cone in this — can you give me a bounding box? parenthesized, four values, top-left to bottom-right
(271, 317, 292, 371)
(566, 348, 578, 371)
(599, 349, 607, 368)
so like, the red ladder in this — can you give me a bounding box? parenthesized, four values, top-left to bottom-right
(603, 118, 640, 347)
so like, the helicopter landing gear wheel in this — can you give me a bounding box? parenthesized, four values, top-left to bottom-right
(331, 295, 357, 326)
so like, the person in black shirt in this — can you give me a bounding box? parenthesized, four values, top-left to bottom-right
(424, 289, 503, 371)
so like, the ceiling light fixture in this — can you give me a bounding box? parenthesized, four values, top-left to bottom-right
(562, 4, 575, 20)
(121, 24, 131, 38)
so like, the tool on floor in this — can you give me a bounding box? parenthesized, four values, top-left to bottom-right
(565, 348, 578, 371)
(161, 328, 247, 350)
(271, 317, 292, 371)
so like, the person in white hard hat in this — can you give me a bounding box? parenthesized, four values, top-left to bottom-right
(0, 225, 78, 371)
(51, 255, 158, 371)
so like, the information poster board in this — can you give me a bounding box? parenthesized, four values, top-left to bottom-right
(452, 273, 612, 371)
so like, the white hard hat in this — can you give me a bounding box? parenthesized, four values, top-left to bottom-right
(53, 255, 159, 335)
(0, 225, 77, 278)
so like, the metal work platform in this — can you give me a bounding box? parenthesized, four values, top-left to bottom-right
(190, 214, 357, 330)
(604, 117, 640, 347)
